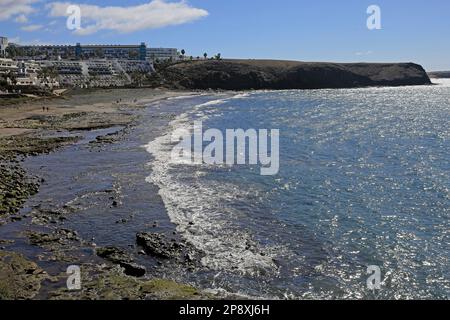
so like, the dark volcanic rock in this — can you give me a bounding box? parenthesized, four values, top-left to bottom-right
(0, 162, 39, 217)
(26, 229, 80, 246)
(96, 246, 146, 277)
(120, 262, 146, 277)
(96, 246, 133, 263)
(158, 59, 431, 90)
(0, 251, 50, 299)
(136, 232, 179, 259)
(136, 232, 202, 271)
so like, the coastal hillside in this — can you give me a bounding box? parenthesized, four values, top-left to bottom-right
(428, 71, 450, 78)
(156, 59, 431, 90)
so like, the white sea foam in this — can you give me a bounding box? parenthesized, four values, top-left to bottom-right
(167, 93, 207, 100)
(144, 94, 280, 275)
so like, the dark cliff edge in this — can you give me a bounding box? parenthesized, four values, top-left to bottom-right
(156, 59, 431, 90)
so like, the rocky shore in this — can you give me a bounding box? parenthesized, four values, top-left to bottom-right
(0, 88, 217, 300)
(1, 65, 433, 299)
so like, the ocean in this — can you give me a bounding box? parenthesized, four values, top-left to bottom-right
(145, 80, 449, 299)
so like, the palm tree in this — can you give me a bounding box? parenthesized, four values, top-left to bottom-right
(203, 53, 208, 59)
(6, 46, 18, 58)
(181, 49, 186, 57)
(129, 50, 139, 60)
(4, 71, 17, 85)
(130, 71, 145, 87)
(95, 48, 104, 59)
(37, 67, 58, 87)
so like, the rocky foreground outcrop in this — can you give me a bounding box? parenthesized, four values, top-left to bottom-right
(157, 59, 431, 90)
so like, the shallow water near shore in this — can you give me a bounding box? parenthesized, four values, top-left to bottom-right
(145, 81, 449, 299)
(8, 81, 450, 299)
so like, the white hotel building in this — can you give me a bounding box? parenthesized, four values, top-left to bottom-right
(146, 48, 179, 61)
(0, 37, 8, 57)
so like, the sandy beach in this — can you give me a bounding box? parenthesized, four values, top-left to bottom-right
(0, 88, 189, 137)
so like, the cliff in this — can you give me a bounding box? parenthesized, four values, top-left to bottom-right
(156, 59, 431, 90)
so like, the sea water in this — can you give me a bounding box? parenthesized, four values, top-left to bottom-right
(145, 81, 449, 299)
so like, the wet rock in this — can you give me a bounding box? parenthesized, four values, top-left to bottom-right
(120, 262, 146, 277)
(26, 229, 80, 247)
(48, 264, 205, 300)
(0, 251, 50, 299)
(27, 231, 60, 246)
(0, 161, 40, 219)
(0, 135, 80, 158)
(0, 239, 15, 245)
(140, 279, 199, 300)
(136, 232, 202, 270)
(29, 207, 73, 225)
(136, 232, 180, 259)
(57, 228, 80, 241)
(96, 246, 132, 264)
(96, 246, 146, 277)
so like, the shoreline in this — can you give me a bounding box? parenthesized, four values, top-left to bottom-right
(0, 88, 220, 300)
(3, 82, 447, 299)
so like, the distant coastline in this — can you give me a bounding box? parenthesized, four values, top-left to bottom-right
(428, 71, 450, 79)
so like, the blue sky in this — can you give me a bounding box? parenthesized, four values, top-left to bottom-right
(1, 0, 449, 71)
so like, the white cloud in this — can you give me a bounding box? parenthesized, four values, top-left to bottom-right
(14, 14, 29, 23)
(47, 0, 209, 35)
(355, 51, 374, 56)
(8, 36, 21, 44)
(0, 0, 37, 21)
(21, 24, 43, 31)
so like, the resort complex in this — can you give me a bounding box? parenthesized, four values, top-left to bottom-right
(0, 36, 181, 90)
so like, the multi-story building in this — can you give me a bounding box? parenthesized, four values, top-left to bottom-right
(40, 60, 83, 75)
(15, 60, 51, 87)
(0, 37, 8, 57)
(17, 45, 75, 60)
(16, 60, 41, 77)
(0, 58, 17, 75)
(146, 48, 179, 61)
(15, 43, 148, 61)
(4, 41, 179, 63)
(75, 43, 147, 61)
(38, 59, 153, 88)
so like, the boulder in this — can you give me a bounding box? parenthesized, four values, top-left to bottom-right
(96, 246, 146, 277)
